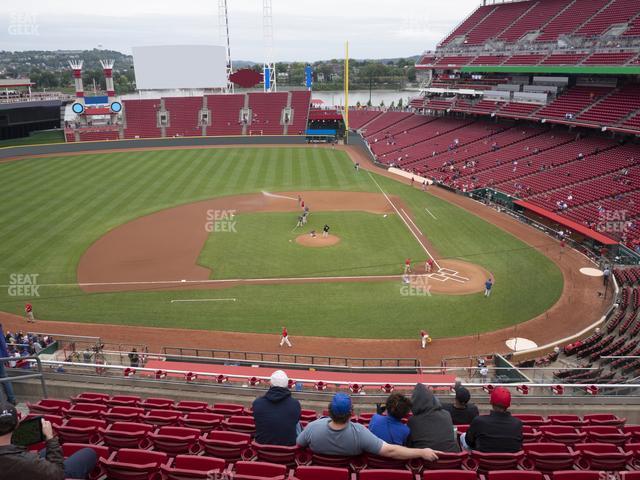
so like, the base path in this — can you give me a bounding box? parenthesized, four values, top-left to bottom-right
(0, 144, 608, 363)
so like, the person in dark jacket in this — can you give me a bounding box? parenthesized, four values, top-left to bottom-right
(0, 401, 97, 480)
(252, 370, 301, 446)
(407, 383, 460, 452)
(442, 386, 480, 425)
(461, 387, 523, 453)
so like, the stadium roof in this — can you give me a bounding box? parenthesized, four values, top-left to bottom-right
(514, 200, 618, 246)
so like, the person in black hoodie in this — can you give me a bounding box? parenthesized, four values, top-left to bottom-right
(0, 401, 97, 480)
(253, 370, 301, 446)
(407, 383, 460, 453)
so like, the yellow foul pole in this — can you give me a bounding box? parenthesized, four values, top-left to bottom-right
(344, 41, 349, 144)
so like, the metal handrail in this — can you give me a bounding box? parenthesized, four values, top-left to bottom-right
(2, 355, 48, 398)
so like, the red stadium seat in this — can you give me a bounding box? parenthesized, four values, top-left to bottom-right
(422, 471, 477, 480)
(487, 472, 543, 480)
(233, 461, 287, 480)
(573, 442, 632, 471)
(160, 455, 226, 480)
(298, 450, 365, 471)
(540, 426, 587, 446)
(551, 472, 606, 480)
(139, 397, 175, 410)
(62, 402, 108, 419)
(410, 451, 468, 472)
(294, 465, 351, 480)
(61, 443, 109, 480)
(209, 403, 245, 417)
(103, 406, 145, 423)
(357, 413, 375, 426)
(223, 415, 256, 436)
(179, 412, 224, 432)
(300, 409, 318, 422)
(514, 415, 550, 428)
(468, 450, 525, 473)
(99, 448, 168, 480)
(200, 430, 251, 464)
(522, 442, 578, 472)
(583, 414, 625, 427)
(98, 422, 154, 450)
(141, 409, 181, 427)
(581, 426, 631, 445)
(174, 400, 209, 413)
(71, 392, 110, 405)
(359, 469, 413, 480)
(363, 452, 409, 471)
(627, 442, 640, 469)
(107, 395, 141, 408)
(57, 417, 106, 444)
(523, 425, 543, 443)
(549, 415, 585, 428)
(624, 426, 640, 443)
(246, 441, 300, 467)
(27, 399, 71, 416)
(147, 426, 201, 455)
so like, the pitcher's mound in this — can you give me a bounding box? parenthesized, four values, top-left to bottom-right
(296, 233, 341, 247)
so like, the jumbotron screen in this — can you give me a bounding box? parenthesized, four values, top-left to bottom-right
(132, 45, 227, 90)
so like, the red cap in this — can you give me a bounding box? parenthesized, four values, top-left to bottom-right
(490, 387, 511, 408)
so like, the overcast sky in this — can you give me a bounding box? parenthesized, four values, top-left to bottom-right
(2, 0, 481, 61)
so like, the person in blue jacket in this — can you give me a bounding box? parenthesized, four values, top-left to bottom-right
(252, 370, 301, 446)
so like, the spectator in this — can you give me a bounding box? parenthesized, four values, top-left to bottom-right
(461, 387, 523, 453)
(369, 393, 412, 445)
(407, 383, 460, 452)
(253, 370, 301, 446)
(297, 393, 439, 461)
(0, 401, 98, 479)
(442, 386, 479, 425)
(128, 348, 139, 368)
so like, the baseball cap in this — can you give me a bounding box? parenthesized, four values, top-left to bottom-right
(455, 386, 471, 404)
(490, 387, 511, 409)
(270, 370, 289, 388)
(0, 401, 18, 436)
(330, 393, 352, 416)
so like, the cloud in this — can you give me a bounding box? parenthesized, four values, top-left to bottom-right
(1, 1, 479, 61)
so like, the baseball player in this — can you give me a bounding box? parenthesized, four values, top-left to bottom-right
(296, 215, 304, 228)
(25, 303, 35, 323)
(280, 326, 292, 348)
(425, 258, 434, 273)
(484, 278, 494, 297)
(404, 258, 412, 274)
(322, 224, 330, 238)
(421, 330, 431, 349)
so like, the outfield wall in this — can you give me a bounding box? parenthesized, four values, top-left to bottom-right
(0, 135, 307, 161)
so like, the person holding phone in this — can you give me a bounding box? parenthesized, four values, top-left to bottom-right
(0, 401, 97, 479)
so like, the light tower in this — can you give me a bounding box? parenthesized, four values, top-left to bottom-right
(100, 59, 116, 103)
(69, 59, 85, 105)
(218, 0, 234, 92)
(263, 0, 276, 92)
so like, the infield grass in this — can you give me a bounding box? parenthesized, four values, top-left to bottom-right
(0, 147, 563, 338)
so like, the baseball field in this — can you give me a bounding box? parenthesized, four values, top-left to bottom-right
(0, 146, 563, 339)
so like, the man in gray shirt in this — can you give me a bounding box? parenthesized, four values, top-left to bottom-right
(297, 393, 439, 461)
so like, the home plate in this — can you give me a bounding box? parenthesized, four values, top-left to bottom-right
(506, 337, 538, 352)
(580, 267, 604, 277)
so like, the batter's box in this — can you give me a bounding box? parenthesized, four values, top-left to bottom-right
(438, 268, 459, 275)
(428, 273, 448, 282)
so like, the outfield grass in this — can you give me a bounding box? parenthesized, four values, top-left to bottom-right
(0, 147, 563, 338)
(0, 130, 64, 148)
(198, 212, 425, 278)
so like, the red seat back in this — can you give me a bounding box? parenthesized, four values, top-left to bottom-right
(487, 471, 543, 479)
(234, 461, 287, 479)
(200, 430, 251, 463)
(470, 450, 525, 472)
(359, 469, 413, 480)
(294, 465, 350, 480)
(422, 471, 477, 480)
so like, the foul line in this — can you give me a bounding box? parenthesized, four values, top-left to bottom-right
(425, 208, 437, 220)
(367, 172, 441, 270)
(171, 298, 237, 304)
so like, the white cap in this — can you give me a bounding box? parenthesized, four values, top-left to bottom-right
(270, 370, 289, 388)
